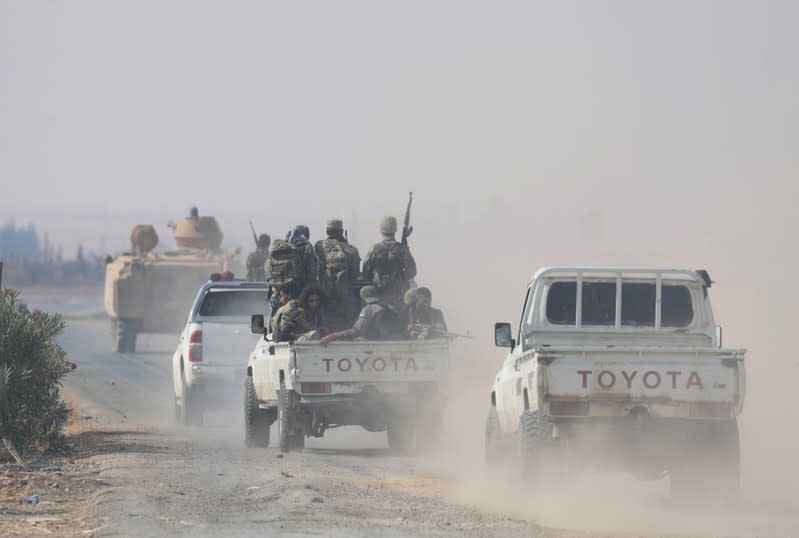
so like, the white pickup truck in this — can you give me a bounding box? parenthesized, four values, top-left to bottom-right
(486, 267, 745, 499)
(172, 279, 269, 425)
(243, 322, 451, 453)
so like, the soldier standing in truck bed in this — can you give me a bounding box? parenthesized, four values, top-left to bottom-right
(315, 219, 361, 329)
(265, 226, 319, 317)
(362, 216, 416, 310)
(246, 233, 271, 281)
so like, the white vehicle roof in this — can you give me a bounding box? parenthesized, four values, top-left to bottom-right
(529, 267, 709, 286)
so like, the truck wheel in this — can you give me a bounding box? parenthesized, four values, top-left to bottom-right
(180, 374, 201, 427)
(518, 410, 556, 482)
(670, 419, 740, 503)
(278, 384, 303, 453)
(485, 407, 503, 464)
(387, 420, 414, 454)
(244, 377, 270, 448)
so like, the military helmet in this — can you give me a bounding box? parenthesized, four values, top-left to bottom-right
(379, 215, 397, 235)
(257, 233, 271, 248)
(360, 285, 380, 304)
(298, 225, 310, 239)
(327, 219, 343, 230)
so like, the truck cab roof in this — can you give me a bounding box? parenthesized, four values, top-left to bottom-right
(528, 267, 710, 287)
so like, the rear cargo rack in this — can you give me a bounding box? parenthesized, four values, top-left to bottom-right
(534, 268, 706, 330)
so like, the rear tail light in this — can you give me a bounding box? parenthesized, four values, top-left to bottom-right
(301, 383, 331, 394)
(549, 400, 589, 417)
(188, 329, 203, 362)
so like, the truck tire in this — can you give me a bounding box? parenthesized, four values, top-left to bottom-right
(670, 418, 740, 503)
(244, 377, 270, 448)
(387, 420, 414, 454)
(180, 373, 201, 427)
(518, 410, 555, 482)
(278, 384, 303, 453)
(485, 407, 503, 464)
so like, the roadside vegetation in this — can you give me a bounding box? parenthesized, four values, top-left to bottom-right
(0, 288, 72, 453)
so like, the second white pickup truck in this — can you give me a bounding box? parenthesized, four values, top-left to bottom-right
(486, 267, 745, 500)
(244, 323, 451, 453)
(172, 279, 269, 425)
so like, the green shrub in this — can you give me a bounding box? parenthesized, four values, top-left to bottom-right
(0, 288, 71, 452)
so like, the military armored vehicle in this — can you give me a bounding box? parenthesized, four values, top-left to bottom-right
(104, 209, 241, 353)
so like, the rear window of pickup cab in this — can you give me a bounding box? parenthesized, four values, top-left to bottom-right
(545, 281, 694, 328)
(198, 288, 268, 318)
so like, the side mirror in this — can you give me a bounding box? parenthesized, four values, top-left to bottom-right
(251, 314, 266, 334)
(494, 322, 515, 349)
(715, 326, 722, 348)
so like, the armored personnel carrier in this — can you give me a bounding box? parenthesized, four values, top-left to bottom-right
(104, 209, 241, 353)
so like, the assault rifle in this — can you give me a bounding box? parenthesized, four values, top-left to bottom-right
(401, 192, 413, 246)
(249, 220, 259, 248)
(410, 323, 472, 340)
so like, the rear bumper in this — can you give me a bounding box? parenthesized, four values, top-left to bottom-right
(543, 397, 741, 420)
(189, 365, 245, 403)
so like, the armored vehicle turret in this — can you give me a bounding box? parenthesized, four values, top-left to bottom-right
(104, 209, 242, 353)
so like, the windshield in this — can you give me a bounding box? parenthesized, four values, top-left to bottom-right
(545, 281, 694, 328)
(197, 288, 268, 318)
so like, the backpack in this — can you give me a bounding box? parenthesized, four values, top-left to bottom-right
(370, 241, 405, 289)
(266, 239, 305, 286)
(324, 241, 350, 283)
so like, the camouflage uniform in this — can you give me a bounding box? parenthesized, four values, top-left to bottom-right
(246, 234, 271, 281)
(246, 249, 268, 281)
(315, 219, 361, 330)
(362, 218, 417, 310)
(271, 299, 307, 342)
(266, 228, 319, 315)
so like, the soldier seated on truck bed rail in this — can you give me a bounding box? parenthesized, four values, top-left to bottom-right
(405, 287, 447, 339)
(319, 285, 403, 345)
(271, 283, 313, 342)
(299, 284, 329, 335)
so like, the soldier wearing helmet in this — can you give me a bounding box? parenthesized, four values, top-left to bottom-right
(246, 233, 271, 281)
(315, 218, 361, 329)
(362, 216, 417, 309)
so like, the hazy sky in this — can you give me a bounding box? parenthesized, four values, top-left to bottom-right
(2, 1, 796, 217)
(1, 1, 797, 295)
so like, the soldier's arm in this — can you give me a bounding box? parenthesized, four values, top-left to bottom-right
(362, 247, 375, 281)
(433, 309, 447, 331)
(403, 247, 417, 280)
(314, 242, 326, 277)
(349, 246, 361, 278)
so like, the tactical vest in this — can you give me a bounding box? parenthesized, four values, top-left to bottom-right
(370, 241, 406, 290)
(322, 240, 350, 283)
(266, 240, 308, 286)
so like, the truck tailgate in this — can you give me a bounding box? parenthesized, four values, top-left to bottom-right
(539, 347, 745, 418)
(201, 320, 262, 365)
(293, 340, 450, 383)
